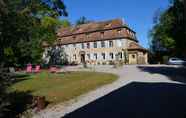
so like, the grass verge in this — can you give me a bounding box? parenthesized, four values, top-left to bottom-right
(10, 71, 118, 105)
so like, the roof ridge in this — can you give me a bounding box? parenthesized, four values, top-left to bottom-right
(75, 18, 124, 26)
(58, 18, 126, 37)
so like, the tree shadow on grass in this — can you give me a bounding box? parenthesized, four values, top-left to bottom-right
(63, 82, 186, 118)
(3, 91, 34, 117)
(4, 90, 50, 117)
(8, 73, 31, 84)
(13, 73, 30, 79)
(137, 66, 186, 84)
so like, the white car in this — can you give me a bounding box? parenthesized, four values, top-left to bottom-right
(168, 58, 186, 65)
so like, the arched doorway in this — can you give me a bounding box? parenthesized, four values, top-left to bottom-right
(79, 51, 85, 63)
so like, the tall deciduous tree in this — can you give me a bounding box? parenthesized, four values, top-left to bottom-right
(0, 0, 68, 66)
(0, 0, 68, 117)
(149, 0, 185, 58)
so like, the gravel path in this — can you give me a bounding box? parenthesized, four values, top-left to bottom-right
(33, 65, 185, 118)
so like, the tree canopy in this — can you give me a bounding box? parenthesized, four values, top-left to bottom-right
(76, 16, 92, 25)
(149, 0, 185, 57)
(0, 0, 69, 67)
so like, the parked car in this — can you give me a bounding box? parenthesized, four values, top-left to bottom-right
(168, 58, 186, 65)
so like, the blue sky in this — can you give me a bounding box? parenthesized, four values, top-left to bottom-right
(62, 0, 169, 48)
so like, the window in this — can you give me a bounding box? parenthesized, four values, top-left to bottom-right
(87, 54, 90, 60)
(73, 54, 76, 60)
(101, 32, 104, 38)
(127, 29, 130, 34)
(118, 52, 122, 59)
(73, 44, 76, 48)
(94, 42, 97, 48)
(87, 42, 90, 48)
(86, 33, 90, 38)
(94, 53, 97, 60)
(117, 29, 122, 34)
(143, 52, 146, 55)
(59, 38, 62, 41)
(102, 53, 106, 60)
(110, 53, 114, 59)
(101, 41, 105, 48)
(73, 36, 76, 40)
(109, 41, 113, 47)
(81, 43, 84, 49)
(117, 40, 122, 47)
(132, 54, 136, 59)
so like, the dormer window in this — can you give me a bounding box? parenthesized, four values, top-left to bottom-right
(58, 38, 62, 41)
(117, 29, 122, 34)
(86, 33, 90, 38)
(127, 29, 130, 34)
(73, 36, 76, 40)
(100, 32, 104, 38)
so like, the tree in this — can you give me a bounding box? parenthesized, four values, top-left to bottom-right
(43, 46, 68, 65)
(0, 0, 68, 67)
(76, 16, 92, 25)
(0, 0, 68, 117)
(149, 0, 185, 58)
(59, 19, 71, 28)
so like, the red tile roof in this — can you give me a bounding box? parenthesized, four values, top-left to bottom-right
(57, 19, 129, 37)
(128, 42, 147, 51)
(57, 19, 138, 45)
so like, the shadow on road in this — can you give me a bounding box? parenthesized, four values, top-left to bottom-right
(63, 82, 186, 118)
(138, 65, 186, 84)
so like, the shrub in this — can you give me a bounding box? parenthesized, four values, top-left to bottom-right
(109, 60, 114, 65)
(70, 61, 78, 66)
(97, 62, 100, 65)
(102, 62, 107, 65)
(163, 56, 169, 64)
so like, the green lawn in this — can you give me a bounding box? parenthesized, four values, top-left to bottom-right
(10, 71, 117, 105)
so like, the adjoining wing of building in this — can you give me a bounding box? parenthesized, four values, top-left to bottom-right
(43, 19, 148, 65)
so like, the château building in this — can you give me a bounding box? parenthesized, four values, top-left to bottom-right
(43, 19, 148, 65)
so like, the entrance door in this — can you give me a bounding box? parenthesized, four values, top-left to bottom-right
(80, 54, 85, 63)
(129, 53, 137, 64)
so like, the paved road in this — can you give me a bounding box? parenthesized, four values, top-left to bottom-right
(34, 65, 186, 118)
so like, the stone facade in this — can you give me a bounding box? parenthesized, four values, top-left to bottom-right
(43, 19, 148, 65)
